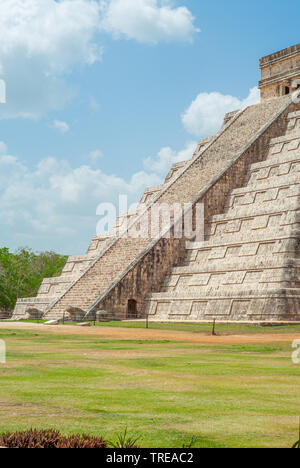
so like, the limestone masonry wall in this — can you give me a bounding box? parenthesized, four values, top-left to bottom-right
(260, 43, 300, 101)
(87, 97, 299, 320)
(145, 102, 300, 321)
(43, 95, 295, 320)
(13, 44, 300, 323)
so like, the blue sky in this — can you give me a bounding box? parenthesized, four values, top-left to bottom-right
(0, 0, 299, 255)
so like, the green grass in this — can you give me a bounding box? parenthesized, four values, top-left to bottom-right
(0, 328, 299, 447)
(92, 321, 300, 335)
(4, 319, 300, 335)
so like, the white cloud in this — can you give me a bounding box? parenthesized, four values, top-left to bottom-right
(0, 79, 259, 255)
(182, 86, 260, 137)
(0, 143, 161, 254)
(0, 0, 199, 119)
(89, 149, 103, 160)
(53, 120, 70, 134)
(0, 0, 102, 71)
(0, 0, 102, 119)
(0, 138, 199, 253)
(144, 141, 197, 174)
(101, 0, 199, 44)
(241, 87, 261, 107)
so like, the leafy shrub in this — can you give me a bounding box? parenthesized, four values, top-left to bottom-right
(0, 429, 107, 449)
(109, 428, 141, 448)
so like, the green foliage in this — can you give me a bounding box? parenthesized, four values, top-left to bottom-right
(0, 247, 67, 309)
(109, 428, 141, 448)
(0, 429, 107, 448)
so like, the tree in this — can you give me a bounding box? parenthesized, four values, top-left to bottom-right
(0, 248, 67, 309)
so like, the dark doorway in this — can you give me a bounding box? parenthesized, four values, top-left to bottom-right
(127, 299, 137, 319)
(285, 86, 290, 95)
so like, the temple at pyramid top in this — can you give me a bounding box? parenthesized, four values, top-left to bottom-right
(259, 43, 300, 101)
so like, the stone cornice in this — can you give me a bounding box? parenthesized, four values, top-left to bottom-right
(259, 68, 300, 88)
(260, 43, 300, 68)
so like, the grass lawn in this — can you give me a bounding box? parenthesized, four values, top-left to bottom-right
(92, 320, 300, 335)
(16, 319, 300, 335)
(0, 326, 299, 448)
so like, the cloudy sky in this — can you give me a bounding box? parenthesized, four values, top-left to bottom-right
(0, 0, 299, 255)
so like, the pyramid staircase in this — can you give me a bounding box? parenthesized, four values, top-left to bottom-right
(13, 95, 300, 322)
(145, 109, 300, 321)
(12, 234, 113, 318)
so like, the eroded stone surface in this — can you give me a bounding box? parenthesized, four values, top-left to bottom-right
(13, 45, 300, 323)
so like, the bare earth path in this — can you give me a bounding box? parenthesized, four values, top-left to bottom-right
(0, 321, 299, 344)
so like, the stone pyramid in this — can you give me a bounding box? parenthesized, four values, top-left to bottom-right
(13, 43, 300, 322)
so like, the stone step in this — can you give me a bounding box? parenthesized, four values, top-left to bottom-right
(269, 133, 300, 148)
(224, 180, 300, 212)
(16, 95, 299, 323)
(229, 172, 299, 196)
(223, 199, 299, 222)
(148, 286, 300, 300)
(185, 245, 298, 270)
(151, 273, 300, 297)
(62, 258, 94, 274)
(13, 296, 56, 319)
(167, 255, 299, 276)
(161, 266, 300, 294)
(214, 199, 299, 225)
(37, 276, 78, 300)
(137, 101, 300, 324)
(267, 142, 300, 158)
(87, 235, 114, 256)
(249, 151, 300, 170)
(41, 96, 291, 320)
(205, 216, 299, 245)
(144, 288, 300, 321)
(151, 282, 300, 306)
(40, 275, 78, 285)
(286, 111, 300, 132)
(246, 155, 300, 185)
(140, 183, 167, 205)
(206, 208, 300, 241)
(186, 231, 300, 259)
(44, 236, 151, 318)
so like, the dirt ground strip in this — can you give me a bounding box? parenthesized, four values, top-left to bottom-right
(0, 322, 299, 344)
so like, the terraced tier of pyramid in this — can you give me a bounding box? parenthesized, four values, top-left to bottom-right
(13, 43, 300, 322)
(144, 109, 300, 321)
